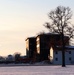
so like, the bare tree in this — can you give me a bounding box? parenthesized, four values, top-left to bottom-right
(44, 6, 74, 67)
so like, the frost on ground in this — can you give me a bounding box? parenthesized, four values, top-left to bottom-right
(0, 65, 74, 75)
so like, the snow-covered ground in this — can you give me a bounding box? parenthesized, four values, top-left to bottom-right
(0, 65, 74, 75)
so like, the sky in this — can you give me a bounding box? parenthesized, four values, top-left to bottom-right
(0, 0, 74, 56)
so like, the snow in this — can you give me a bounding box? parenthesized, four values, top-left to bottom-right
(0, 65, 74, 75)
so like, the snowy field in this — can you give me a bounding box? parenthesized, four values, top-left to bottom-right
(0, 65, 74, 75)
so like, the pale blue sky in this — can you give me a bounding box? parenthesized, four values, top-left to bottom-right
(0, 0, 74, 56)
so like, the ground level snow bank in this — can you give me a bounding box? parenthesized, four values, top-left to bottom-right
(0, 65, 74, 75)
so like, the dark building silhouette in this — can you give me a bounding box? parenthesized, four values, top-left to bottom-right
(25, 37, 36, 59)
(36, 33, 69, 61)
(25, 33, 69, 62)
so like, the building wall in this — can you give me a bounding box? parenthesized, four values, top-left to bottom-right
(36, 36, 40, 54)
(50, 49, 74, 65)
(36, 35, 50, 61)
(26, 37, 36, 59)
(65, 50, 74, 64)
(50, 47, 54, 62)
(26, 39, 29, 57)
(36, 33, 69, 61)
(53, 51, 62, 64)
(26, 33, 70, 62)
